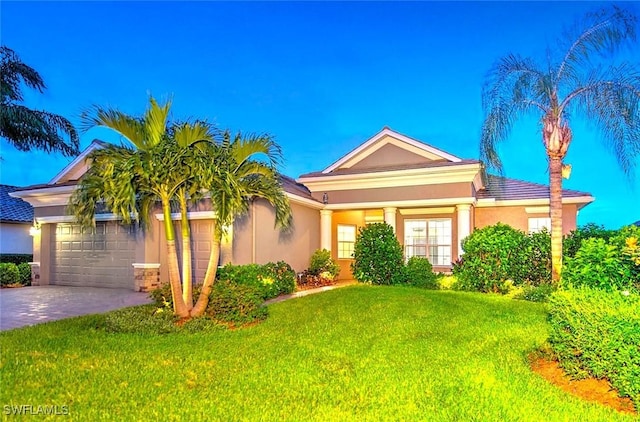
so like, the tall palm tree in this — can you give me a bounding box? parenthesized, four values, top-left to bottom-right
(70, 97, 292, 318)
(72, 98, 217, 317)
(190, 131, 293, 316)
(480, 6, 640, 282)
(0, 46, 79, 156)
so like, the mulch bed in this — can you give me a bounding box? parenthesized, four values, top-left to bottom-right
(530, 356, 637, 415)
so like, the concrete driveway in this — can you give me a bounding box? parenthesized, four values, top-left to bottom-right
(0, 286, 152, 331)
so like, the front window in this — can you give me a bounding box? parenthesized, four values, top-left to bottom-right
(528, 217, 551, 233)
(405, 219, 452, 266)
(337, 224, 356, 259)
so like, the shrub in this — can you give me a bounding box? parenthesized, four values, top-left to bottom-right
(563, 223, 614, 259)
(0, 254, 33, 265)
(405, 257, 437, 289)
(453, 223, 530, 292)
(308, 249, 340, 279)
(17, 262, 31, 285)
(512, 283, 555, 302)
(205, 281, 268, 326)
(0, 263, 21, 286)
(527, 229, 551, 283)
(548, 288, 640, 406)
(104, 304, 222, 335)
(105, 304, 181, 334)
(149, 282, 203, 311)
(217, 262, 296, 300)
(562, 238, 636, 292)
(351, 223, 406, 285)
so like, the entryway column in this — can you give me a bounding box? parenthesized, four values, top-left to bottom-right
(383, 207, 397, 233)
(320, 209, 333, 251)
(456, 204, 472, 257)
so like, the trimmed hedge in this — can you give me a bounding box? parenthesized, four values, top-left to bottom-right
(0, 262, 30, 286)
(548, 288, 640, 406)
(0, 254, 33, 265)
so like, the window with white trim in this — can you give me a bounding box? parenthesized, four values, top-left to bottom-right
(404, 219, 452, 266)
(337, 224, 356, 259)
(528, 217, 551, 233)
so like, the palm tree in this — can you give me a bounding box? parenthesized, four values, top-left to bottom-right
(71, 98, 217, 318)
(70, 97, 292, 318)
(480, 6, 640, 282)
(0, 46, 79, 156)
(190, 130, 293, 316)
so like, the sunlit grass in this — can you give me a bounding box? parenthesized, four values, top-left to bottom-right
(0, 285, 633, 421)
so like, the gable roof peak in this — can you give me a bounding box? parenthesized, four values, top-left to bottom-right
(321, 128, 462, 174)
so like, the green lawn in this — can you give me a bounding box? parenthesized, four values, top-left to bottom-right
(0, 285, 634, 421)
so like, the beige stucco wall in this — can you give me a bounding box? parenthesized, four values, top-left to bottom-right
(311, 182, 472, 204)
(233, 200, 321, 273)
(349, 143, 435, 170)
(474, 204, 578, 235)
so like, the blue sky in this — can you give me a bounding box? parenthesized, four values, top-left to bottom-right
(1, 1, 638, 228)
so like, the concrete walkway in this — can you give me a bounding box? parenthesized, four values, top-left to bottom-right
(265, 280, 357, 305)
(0, 286, 152, 331)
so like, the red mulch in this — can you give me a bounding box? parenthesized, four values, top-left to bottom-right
(530, 357, 637, 415)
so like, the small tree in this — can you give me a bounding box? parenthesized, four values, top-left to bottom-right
(351, 223, 405, 285)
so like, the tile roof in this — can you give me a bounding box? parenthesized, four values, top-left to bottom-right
(279, 175, 318, 202)
(477, 175, 592, 201)
(299, 159, 481, 178)
(0, 185, 34, 223)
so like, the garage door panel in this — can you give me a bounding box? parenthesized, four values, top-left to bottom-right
(50, 222, 136, 289)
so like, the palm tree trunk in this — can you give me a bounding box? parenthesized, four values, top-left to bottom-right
(161, 198, 190, 318)
(190, 228, 221, 317)
(179, 193, 193, 311)
(549, 156, 564, 283)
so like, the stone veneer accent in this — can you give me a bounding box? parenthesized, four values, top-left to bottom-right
(28, 262, 41, 286)
(132, 263, 161, 292)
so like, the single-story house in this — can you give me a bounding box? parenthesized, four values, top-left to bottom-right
(11, 127, 594, 290)
(0, 184, 34, 255)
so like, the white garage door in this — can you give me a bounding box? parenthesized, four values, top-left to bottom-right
(50, 222, 137, 289)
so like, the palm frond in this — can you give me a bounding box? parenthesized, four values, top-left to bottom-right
(556, 6, 637, 87)
(0, 104, 79, 156)
(568, 63, 640, 178)
(143, 97, 172, 148)
(480, 54, 549, 172)
(0, 46, 45, 103)
(79, 105, 146, 146)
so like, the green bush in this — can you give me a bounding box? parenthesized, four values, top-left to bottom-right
(512, 283, 555, 302)
(527, 229, 551, 283)
(453, 223, 529, 292)
(548, 288, 640, 406)
(104, 304, 222, 335)
(0, 254, 33, 265)
(562, 238, 636, 292)
(351, 223, 406, 285)
(405, 257, 437, 289)
(217, 261, 295, 300)
(17, 262, 31, 285)
(0, 263, 21, 286)
(206, 281, 268, 326)
(308, 249, 340, 279)
(149, 282, 203, 311)
(563, 223, 614, 259)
